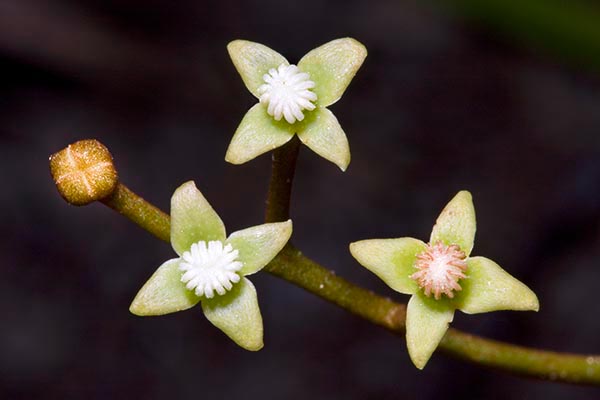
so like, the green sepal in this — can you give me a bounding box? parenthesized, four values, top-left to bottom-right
(406, 293, 454, 369)
(227, 40, 289, 98)
(430, 191, 476, 257)
(129, 258, 200, 316)
(226, 220, 293, 276)
(298, 38, 367, 107)
(349, 238, 426, 295)
(201, 278, 264, 351)
(455, 256, 539, 314)
(170, 181, 226, 255)
(297, 108, 350, 171)
(225, 103, 295, 165)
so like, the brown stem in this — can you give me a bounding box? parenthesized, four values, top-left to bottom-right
(265, 135, 301, 223)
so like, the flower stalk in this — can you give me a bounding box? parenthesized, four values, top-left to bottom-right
(265, 135, 301, 223)
(101, 183, 170, 242)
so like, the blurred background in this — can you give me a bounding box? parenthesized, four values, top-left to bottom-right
(2, 0, 600, 398)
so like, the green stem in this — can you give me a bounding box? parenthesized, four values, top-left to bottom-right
(268, 245, 406, 332)
(79, 151, 600, 385)
(441, 330, 600, 384)
(101, 183, 170, 242)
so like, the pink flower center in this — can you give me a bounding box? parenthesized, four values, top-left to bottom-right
(410, 242, 468, 300)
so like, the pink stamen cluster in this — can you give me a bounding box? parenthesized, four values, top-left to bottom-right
(410, 242, 468, 300)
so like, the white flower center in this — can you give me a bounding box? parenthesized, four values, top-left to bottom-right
(258, 63, 317, 124)
(179, 241, 243, 299)
(410, 242, 468, 300)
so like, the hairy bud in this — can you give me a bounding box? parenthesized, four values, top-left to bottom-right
(49, 139, 118, 205)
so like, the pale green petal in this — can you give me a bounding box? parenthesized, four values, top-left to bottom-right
(225, 104, 295, 165)
(171, 181, 226, 255)
(226, 220, 292, 276)
(129, 258, 199, 316)
(296, 108, 350, 171)
(349, 238, 427, 295)
(430, 191, 477, 257)
(298, 38, 367, 107)
(227, 40, 289, 98)
(201, 278, 263, 351)
(406, 293, 454, 369)
(455, 256, 539, 314)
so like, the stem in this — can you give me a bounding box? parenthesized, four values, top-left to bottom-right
(101, 183, 170, 242)
(441, 330, 600, 384)
(268, 245, 406, 331)
(448, 0, 600, 72)
(265, 135, 301, 223)
(88, 162, 600, 385)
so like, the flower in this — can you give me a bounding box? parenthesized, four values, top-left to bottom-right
(130, 181, 293, 351)
(349, 191, 539, 369)
(226, 38, 367, 171)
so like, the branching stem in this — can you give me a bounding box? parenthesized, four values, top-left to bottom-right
(91, 140, 600, 385)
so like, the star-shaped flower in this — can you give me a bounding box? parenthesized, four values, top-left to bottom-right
(349, 191, 539, 368)
(130, 181, 292, 351)
(225, 38, 367, 171)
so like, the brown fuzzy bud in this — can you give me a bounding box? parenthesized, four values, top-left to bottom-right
(49, 139, 118, 205)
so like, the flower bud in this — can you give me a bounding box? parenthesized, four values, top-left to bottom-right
(49, 139, 118, 205)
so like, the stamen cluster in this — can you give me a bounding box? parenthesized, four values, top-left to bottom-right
(410, 242, 467, 300)
(179, 241, 243, 298)
(258, 64, 317, 124)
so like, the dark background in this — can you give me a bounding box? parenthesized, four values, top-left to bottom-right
(2, 0, 600, 398)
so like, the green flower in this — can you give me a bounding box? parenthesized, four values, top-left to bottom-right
(226, 38, 367, 171)
(350, 191, 539, 369)
(130, 181, 292, 351)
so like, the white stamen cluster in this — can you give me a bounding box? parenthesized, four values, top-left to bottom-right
(410, 242, 468, 300)
(179, 241, 243, 298)
(258, 64, 317, 124)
